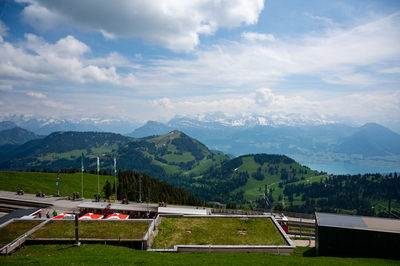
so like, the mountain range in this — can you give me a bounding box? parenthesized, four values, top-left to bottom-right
(0, 129, 318, 205)
(0, 115, 140, 135)
(1, 113, 400, 171)
(128, 118, 400, 170)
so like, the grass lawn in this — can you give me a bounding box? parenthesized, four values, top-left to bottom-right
(29, 221, 150, 240)
(0, 221, 42, 248)
(0, 171, 114, 199)
(0, 245, 398, 265)
(152, 217, 286, 249)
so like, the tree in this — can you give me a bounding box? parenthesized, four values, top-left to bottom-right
(226, 202, 237, 209)
(103, 180, 112, 198)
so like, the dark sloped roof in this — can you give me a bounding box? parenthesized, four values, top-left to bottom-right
(0, 208, 40, 226)
(316, 212, 400, 234)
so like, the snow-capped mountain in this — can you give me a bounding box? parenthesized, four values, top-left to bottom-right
(1, 115, 140, 135)
(179, 112, 337, 128)
(127, 113, 400, 172)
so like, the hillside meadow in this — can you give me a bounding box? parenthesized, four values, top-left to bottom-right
(0, 171, 114, 199)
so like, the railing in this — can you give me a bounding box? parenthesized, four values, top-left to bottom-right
(0, 219, 50, 255)
(211, 209, 264, 215)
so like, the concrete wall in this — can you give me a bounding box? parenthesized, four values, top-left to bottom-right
(176, 245, 294, 255)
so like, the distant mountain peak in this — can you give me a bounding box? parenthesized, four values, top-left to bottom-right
(0, 121, 17, 131)
(0, 127, 40, 146)
(360, 122, 388, 131)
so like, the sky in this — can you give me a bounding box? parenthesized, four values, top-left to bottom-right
(0, 0, 399, 131)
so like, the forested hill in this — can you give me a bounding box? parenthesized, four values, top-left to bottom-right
(189, 153, 318, 204)
(282, 173, 400, 216)
(0, 131, 130, 170)
(115, 170, 204, 206)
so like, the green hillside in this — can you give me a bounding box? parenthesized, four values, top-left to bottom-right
(0, 130, 324, 207)
(0, 127, 40, 146)
(234, 154, 318, 201)
(0, 171, 113, 199)
(0, 130, 228, 179)
(117, 131, 226, 175)
(0, 131, 130, 170)
(0, 170, 204, 206)
(189, 153, 319, 206)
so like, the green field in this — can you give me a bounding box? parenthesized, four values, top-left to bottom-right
(0, 220, 42, 248)
(29, 221, 150, 240)
(0, 245, 397, 265)
(152, 217, 286, 249)
(0, 171, 114, 199)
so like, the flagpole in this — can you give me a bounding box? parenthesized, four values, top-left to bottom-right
(81, 153, 84, 198)
(114, 156, 117, 201)
(97, 156, 100, 201)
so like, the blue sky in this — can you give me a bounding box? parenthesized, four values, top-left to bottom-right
(0, 0, 399, 131)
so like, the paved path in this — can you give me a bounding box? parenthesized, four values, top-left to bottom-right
(287, 217, 315, 224)
(0, 190, 85, 213)
(293, 239, 315, 247)
(0, 190, 209, 215)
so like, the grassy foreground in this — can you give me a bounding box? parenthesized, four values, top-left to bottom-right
(0, 245, 398, 265)
(0, 221, 42, 248)
(152, 217, 286, 249)
(0, 171, 114, 199)
(30, 221, 150, 240)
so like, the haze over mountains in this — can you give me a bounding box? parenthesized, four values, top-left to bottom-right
(127, 117, 400, 171)
(1, 113, 400, 173)
(0, 114, 399, 204)
(0, 116, 140, 135)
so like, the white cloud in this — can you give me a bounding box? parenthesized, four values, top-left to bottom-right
(322, 89, 400, 123)
(18, 0, 264, 52)
(0, 20, 9, 37)
(379, 67, 400, 74)
(4, 5, 398, 94)
(241, 31, 275, 42)
(138, 11, 400, 91)
(149, 88, 321, 120)
(27, 91, 46, 98)
(1, 7, 399, 130)
(152, 97, 175, 110)
(20, 2, 64, 32)
(321, 72, 381, 86)
(145, 88, 400, 128)
(0, 84, 12, 92)
(305, 13, 336, 28)
(0, 33, 134, 87)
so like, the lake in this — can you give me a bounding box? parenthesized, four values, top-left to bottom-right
(303, 163, 400, 175)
